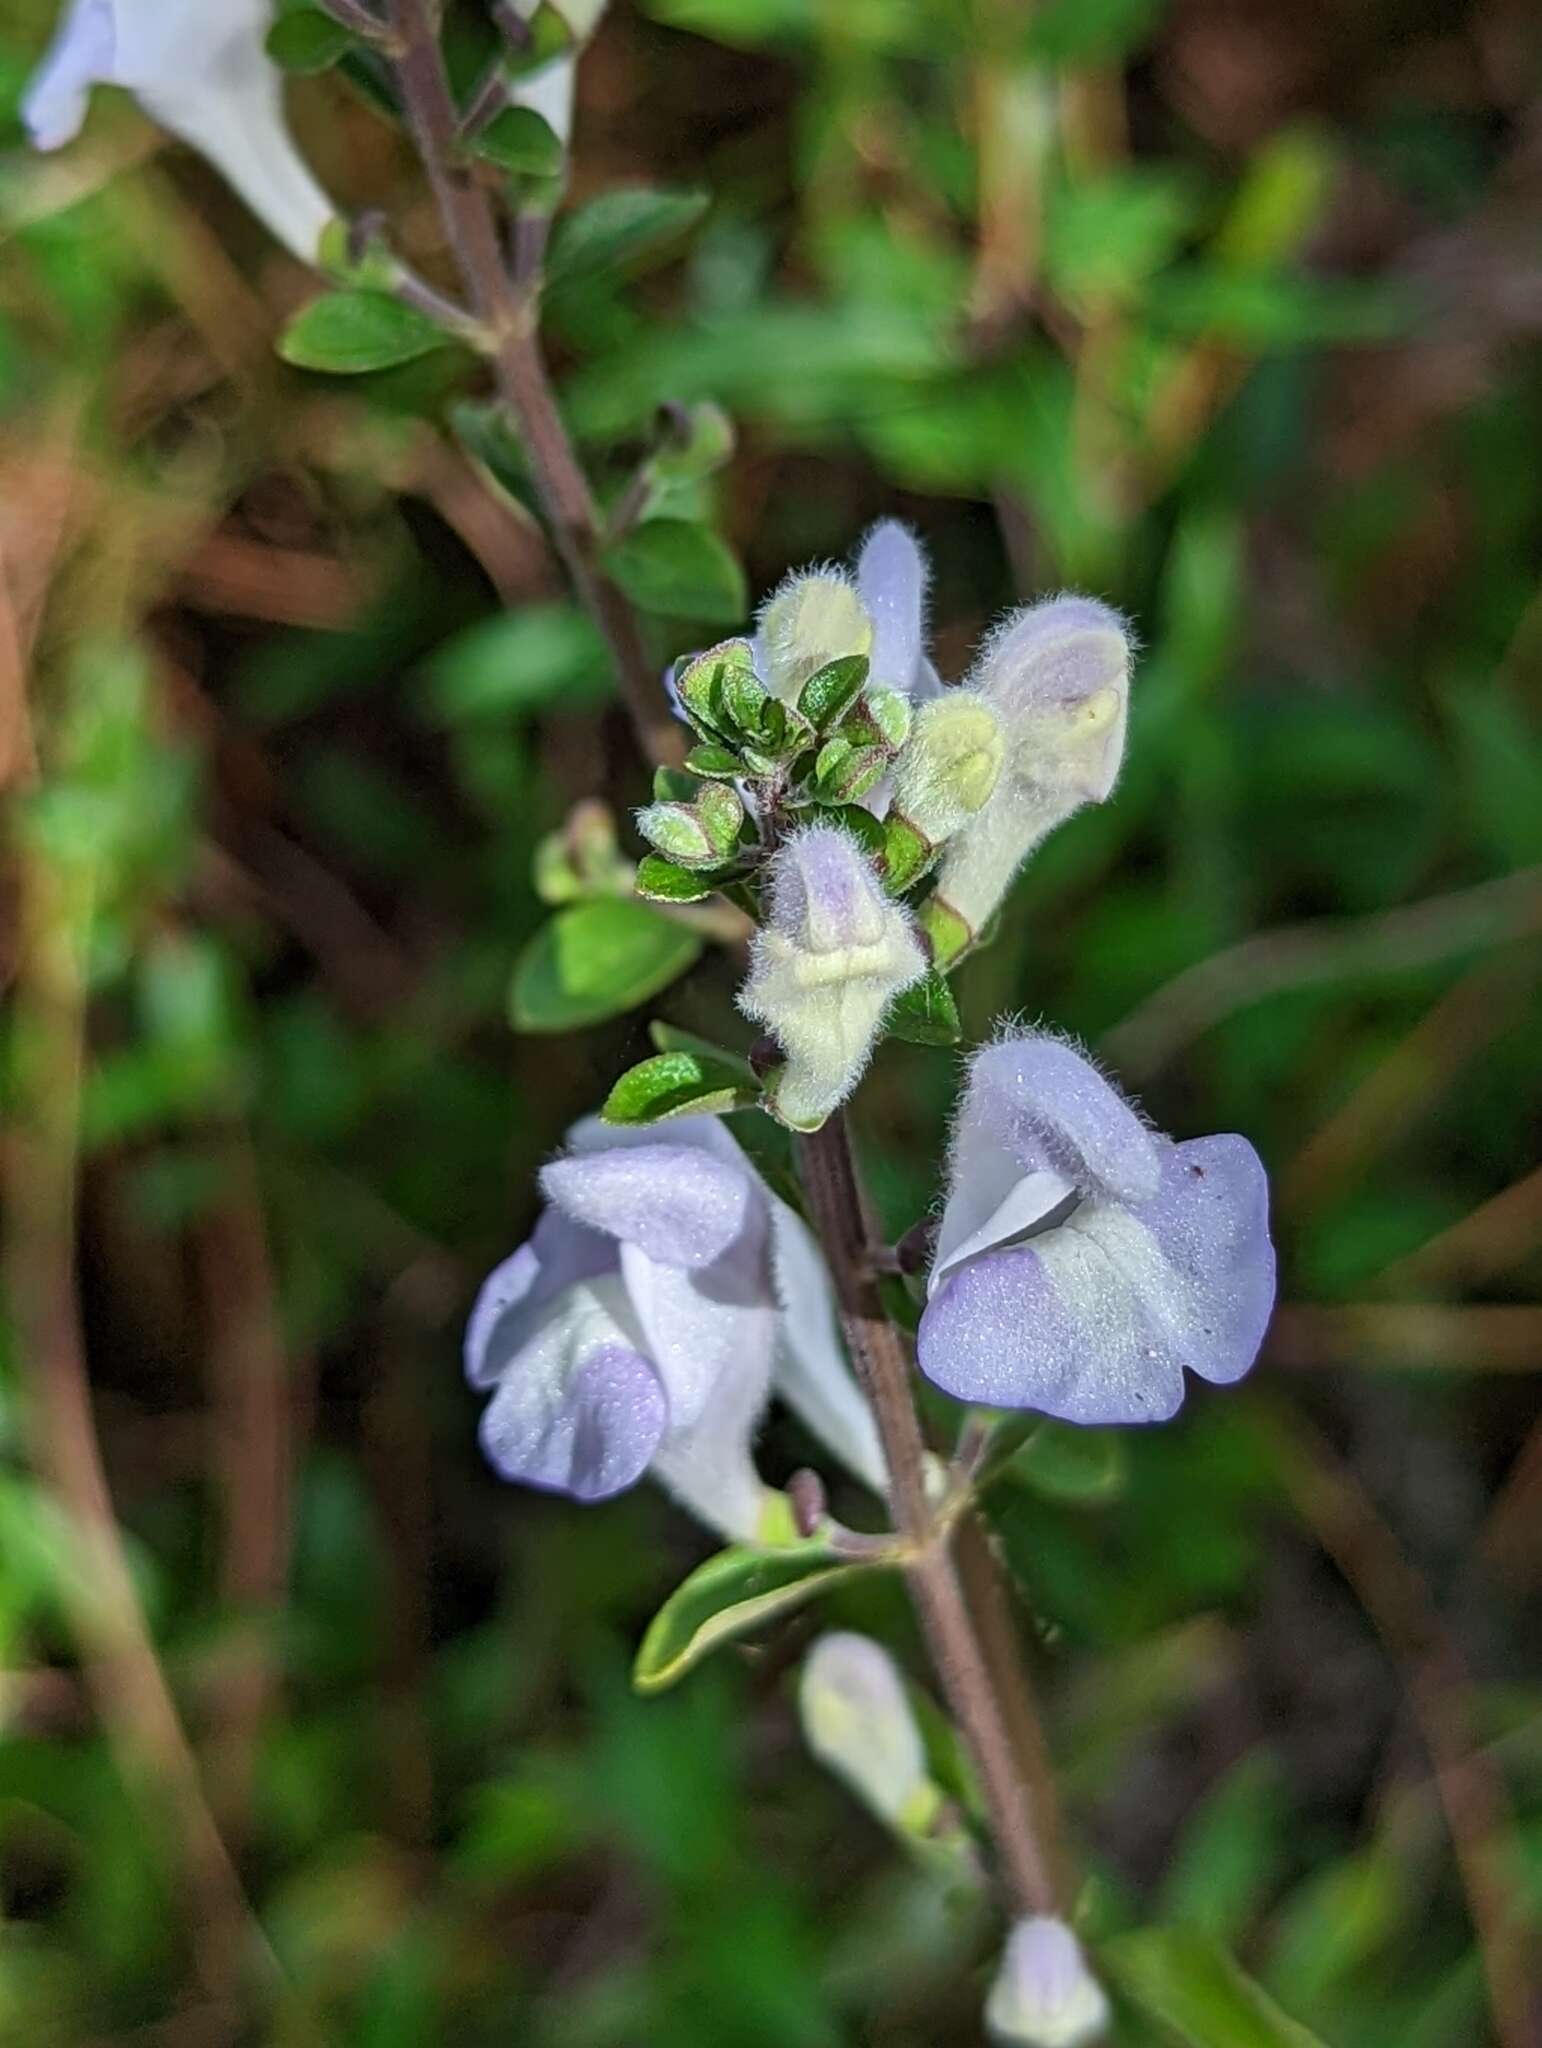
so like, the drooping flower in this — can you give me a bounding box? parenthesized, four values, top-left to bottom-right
(799, 1632, 938, 1832)
(466, 1115, 885, 1539)
(23, 0, 335, 264)
(986, 1919, 1110, 2047)
(926, 599, 1133, 961)
(739, 824, 926, 1130)
(918, 1033, 1274, 1423)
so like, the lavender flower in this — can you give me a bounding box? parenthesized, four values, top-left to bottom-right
(918, 1033, 1274, 1423)
(23, 0, 334, 263)
(466, 1115, 884, 1539)
(739, 825, 926, 1129)
(854, 520, 943, 708)
(929, 599, 1133, 955)
(986, 1919, 1110, 2046)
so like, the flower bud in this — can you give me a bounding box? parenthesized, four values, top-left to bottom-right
(891, 691, 1005, 849)
(799, 1632, 940, 1831)
(986, 1919, 1111, 2047)
(929, 599, 1132, 960)
(738, 825, 925, 1129)
(759, 572, 874, 706)
(635, 800, 715, 867)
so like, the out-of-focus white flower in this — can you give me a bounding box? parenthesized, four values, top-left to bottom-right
(799, 1632, 939, 1831)
(928, 599, 1133, 956)
(23, 0, 335, 264)
(986, 1919, 1111, 2047)
(506, 0, 609, 147)
(739, 824, 926, 1129)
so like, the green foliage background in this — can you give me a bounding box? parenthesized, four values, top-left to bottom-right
(1, 0, 1539, 2041)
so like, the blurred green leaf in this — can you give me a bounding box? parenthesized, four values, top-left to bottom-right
(472, 106, 564, 178)
(547, 186, 710, 288)
(603, 518, 748, 622)
(511, 899, 703, 1031)
(1103, 1928, 1328, 2047)
(279, 292, 451, 373)
(886, 970, 961, 1047)
(265, 8, 355, 71)
(421, 602, 614, 721)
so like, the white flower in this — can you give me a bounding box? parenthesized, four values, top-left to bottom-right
(23, 0, 335, 264)
(739, 824, 926, 1130)
(929, 599, 1133, 952)
(465, 1115, 886, 1540)
(986, 1919, 1110, 2047)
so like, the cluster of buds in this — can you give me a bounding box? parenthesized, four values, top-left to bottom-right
(626, 526, 1135, 1130)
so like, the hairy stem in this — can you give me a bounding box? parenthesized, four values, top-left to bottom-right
(387, 0, 685, 767)
(799, 1113, 1061, 1919)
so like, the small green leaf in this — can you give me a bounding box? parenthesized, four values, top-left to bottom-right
(879, 814, 931, 892)
(652, 765, 701, 802)
(547, 186, 710, 288)
(279, 291, 449, 374)
(601, 1050, 759, 1126)
(511, 898, 701, 1031)
(823, 804, 888, 857)
(675, 640, 755, 737)
(633, 1539, 890, 1693)
(451, 400, 542, 524)
(648, 1020, 755, 1079)
(863, 686, 912, 750)
(1005, 1419, 1128, 1504)
(886, 969, 961, 1046)
(649, 399, 736, 484)
(636, 800, 715, 865)
(421, 603, 613, 721)
(685, 743, 743, 778)
(266, 8, 355, 71)
(472, 106, 565, 178)
(801, 654, 871, 732)
(603, 520, 747, 623)
(695, 780, 744, 855)
(1101, 1928, 1329, 2048)
(635, 855, 713, 903)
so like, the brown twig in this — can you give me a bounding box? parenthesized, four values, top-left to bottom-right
(1264, 1302, 1542, 1373)
(799, 1113, 1062, 1919)
(385, 0, 683, 767)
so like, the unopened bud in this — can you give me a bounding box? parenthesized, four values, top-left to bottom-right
(738, 825, 925, 1128)
(931, 599, 1132, 949)
(891, 691, 1004, 849)
(759, 572, 874, 705)
(986, 1919, 1110, 2047)
(799, 1632, 939, 1831)
(635, 800, 714, 867)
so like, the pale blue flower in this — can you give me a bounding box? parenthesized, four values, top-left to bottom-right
(918, 1033, 1274, 1423)
(466, 1115, 885, 1539)
(987, 1918, 1110, 2046)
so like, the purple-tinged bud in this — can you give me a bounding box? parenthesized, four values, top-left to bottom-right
(738, 825, 925, 1129)
(986, 1919, 1110, 2047)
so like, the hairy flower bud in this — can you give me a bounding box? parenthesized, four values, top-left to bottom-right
(986, 1920, 1110, 2047)
(738, 825, 925, 1129)
(799, 1632, 939, 1831)
(758, 571, 874, 705)
(890, 691, 1005, 849)
(927, 599, 1132, 960)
